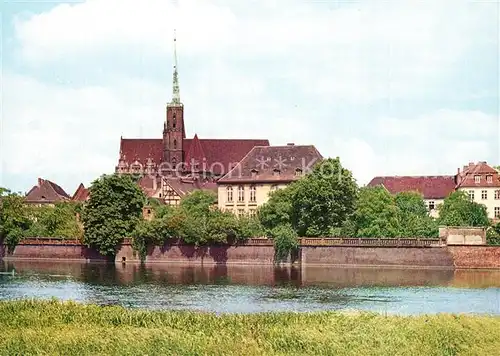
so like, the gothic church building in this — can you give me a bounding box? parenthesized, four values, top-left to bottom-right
(115, 34, 269, 204)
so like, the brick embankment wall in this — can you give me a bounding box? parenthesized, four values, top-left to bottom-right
(115, 242, 276, 265)
(447, 246, 500, 269)
(300, 246, 455, 268)
(2, 238, 500, 269)
(2, 239, 108, 262)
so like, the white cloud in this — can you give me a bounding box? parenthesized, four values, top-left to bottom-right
(12, 0, 498, 103)
(2, 0, 499, 193)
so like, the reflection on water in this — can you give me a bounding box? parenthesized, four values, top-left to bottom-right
(0, 261, 499, 315)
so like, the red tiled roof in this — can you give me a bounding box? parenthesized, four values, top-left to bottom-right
(120, 138, 163, 166)
(184, 134, 206, 170)
(25, 178, 71, 203)
(119, 136, 269, 176)
(456, 161, 500, 188)
(72, 183, 90, 201)
(137, 176, 160, 197)
(184, 137, 270, 175)
(218, 145, 323, 183)
(367, 176, 456, 199)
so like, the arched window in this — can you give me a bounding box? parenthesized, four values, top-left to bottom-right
(174, 139, 177, 149)
(238, 185, 245, 202)
(227, 186, 233, 202)
(173, 113, 177, 128)
(250, 185, 256, 202)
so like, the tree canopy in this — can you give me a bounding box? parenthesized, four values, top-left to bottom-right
(438, 191, 490, 227)
(259, 158, 358, 237)
(352, 186, 400, 238)
(82, 174, 145, 256)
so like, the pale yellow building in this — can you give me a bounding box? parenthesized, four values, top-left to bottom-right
(217, 144, 323, 216)
(368, 161, 500, 221)
(455, 162, 500, 220)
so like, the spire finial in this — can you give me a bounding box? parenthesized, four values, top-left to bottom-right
(171, 29, 180, 104)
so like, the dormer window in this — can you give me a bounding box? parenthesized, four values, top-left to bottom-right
(474, 175, 481, 183)
(251, 169, 258, 178)
(487, 175, 493, 183)
(295, 168, 303, 177)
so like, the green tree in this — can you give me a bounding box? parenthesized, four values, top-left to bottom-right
(258, 187, 296, 231)
(179, 190, 217, 216)
(486, 223, 500, 245)
(82, 174, 145, 257)
(26, 202, 83, 239)
(438, 191, 490, 227)
(395, 191, 438, 237)
(270, 223, 298, 263)
(353, 186, 400, 238)
(291, 158, 358, 236)
(258, 158, 358, 237)
(0, 189, 32, 250)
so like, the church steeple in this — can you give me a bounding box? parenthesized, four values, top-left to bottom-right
(164, 29, 185, 169)
(170, 29, 180, 105)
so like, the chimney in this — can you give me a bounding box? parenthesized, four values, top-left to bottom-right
(469, 162, 475, 167)
(37, 178, 44, 187)
(457, 167, 460, 174)
(463, 165, 468, 171)
(287, 143, 295, 146)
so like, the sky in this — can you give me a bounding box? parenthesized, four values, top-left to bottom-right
(1, 0, 499, 195)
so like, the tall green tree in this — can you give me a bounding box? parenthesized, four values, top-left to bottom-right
(438, 191, 490, 227)
(258, 186, 296, 231)
(259, 158, 358, 237)
(291, 158, 358, 236)
(394, 191, 438, 237)
(27, 202, 83, 239)
(353, 186, 400, 238)
(0, 189, 32, 250)
(82, 174, 145, 256)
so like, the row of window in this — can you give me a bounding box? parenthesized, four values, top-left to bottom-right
(235, 209, 257, 217)
(474, 175, 494, 184)
(226, 186, 257, 203)
(468, 190, 500, 200)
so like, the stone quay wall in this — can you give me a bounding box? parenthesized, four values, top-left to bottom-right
(1, 237, 499, 269)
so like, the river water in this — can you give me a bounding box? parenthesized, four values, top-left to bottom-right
(0, 261, 499, 315)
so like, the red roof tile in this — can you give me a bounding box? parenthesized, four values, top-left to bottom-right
(120, 138, 163, 166)
(456, 161, 500, 188)
(367, 176, 456, 199)
(184, 134, 206, 170)
(119, 136, 269, 176)
(25, 178, 71, 203)
(72, 183, 90, 201)
(184, 137, 270, 175)
(218, 145, 323, 183)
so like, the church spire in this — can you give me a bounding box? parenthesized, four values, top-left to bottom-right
(170, 29, 181, 105)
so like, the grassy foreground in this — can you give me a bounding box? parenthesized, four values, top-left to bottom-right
(0, 300, 499, 356)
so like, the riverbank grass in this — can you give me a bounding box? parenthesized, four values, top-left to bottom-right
(1, 300, 499, 355)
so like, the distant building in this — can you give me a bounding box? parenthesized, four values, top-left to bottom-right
(367, 176, 456, 218)
(456, 162, 500, 221)
(72, 183, 90, 202)
(138, 176, 217, 206)
(217, 144, 323, 216)
(368, 161, 500, 220)
(25, 178, 71, 206)
(115, 33, 269, 201)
